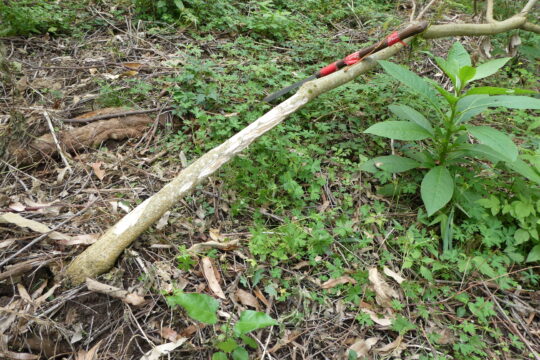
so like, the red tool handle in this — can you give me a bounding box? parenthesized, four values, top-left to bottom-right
(316, 22, 428, 78)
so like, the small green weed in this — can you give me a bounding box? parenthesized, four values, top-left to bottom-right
(166, 291, 277, 359)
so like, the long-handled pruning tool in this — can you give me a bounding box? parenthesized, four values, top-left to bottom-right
(263, 21, 428, 102)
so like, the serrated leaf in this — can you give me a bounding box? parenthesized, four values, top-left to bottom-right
(371, 155, 420, 173)
(526, 244, 540, 263)
(378, 60, 438, 106)
(466, 87, 536, 96)
(388, 104, 433, 134)
(421, 166, 454, 216)
(467, 125, 518, 162)
(167, 292, 219, 324)
(471, 57, 511, 81)
(234, 311, 277, 335)
(364, 121, 432, 140)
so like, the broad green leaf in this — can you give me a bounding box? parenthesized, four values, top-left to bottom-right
(482, 95, 540, 109)
(232, 347, 249, 360)
(455, 95, 490, 123)
(364, 121, 432, 140)
(217, 338, 239, 353)
(506, 158, 540, 185)
(462, 143, 508, 163)
(434, 56, 457, 84)
(470, 57, 511, 81)
(458, 66, 476, 86)
(467, 125, 518, 162)
(167, 292, 219, 324)
(526, 244, 540, 263)
(388, 104, 433, 134)
(447, 42, 471, 68)
(371, 155, 420, 173)
(234, 311, 277, 335)
(456, 95, 540, 122)
(421, 166, 454, 216)
(212, 352, 228, 360)
(378, 60, 439, 105)
(466, 87, 536, 96)
(514, 229, 530, 245)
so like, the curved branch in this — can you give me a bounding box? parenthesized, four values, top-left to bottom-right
(520, 0, 538, 14)
(486, 0, 496, 23)
(422, 16, 527, 38)
(521, 21, 540, 33)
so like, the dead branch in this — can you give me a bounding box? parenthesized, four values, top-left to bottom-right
(63, 106, 174, 123)
(63, 4, 540, 285)
(8, 114, 153, 165)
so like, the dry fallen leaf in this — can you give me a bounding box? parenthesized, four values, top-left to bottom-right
(188, 239, 240, 254)
(160, 327, 180, 342)
(75, 340, 102, 360)
(235, 289, 260, 309)
(348, 337, 379, 358)
(254, 287, 270, 307)
(0, 212, 70, 241)
(321, 275, 357, 289)
(368, 268, 399, 307)
(91, 162, 106, 180)
(361, 309, 393, 327)
(0, 350, 39, 360)
(140, 338, 187, 360)
(383, 267, 406, 284)
(156, 211, 171, 230)
(123, 62, 144, 70)
(86, 278, 145, 306)
(374, 335, 406, 355)
(201, 257, 225, 299)
(209, 228, 225, 242)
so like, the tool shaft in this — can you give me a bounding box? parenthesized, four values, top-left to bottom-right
(263, 21, 428, 102)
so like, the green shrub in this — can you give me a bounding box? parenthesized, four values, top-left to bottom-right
(0, 0, 80, 36)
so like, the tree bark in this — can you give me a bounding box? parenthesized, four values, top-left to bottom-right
(62, 11, 540, 285)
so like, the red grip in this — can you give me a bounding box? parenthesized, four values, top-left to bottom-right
(387, 31, 407, 46)
(344, 51, 361, 65)
(319, 62, 339, 76)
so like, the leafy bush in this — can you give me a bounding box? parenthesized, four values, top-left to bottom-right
(361, 42, 540, 253)
(0, 0, 80, 36)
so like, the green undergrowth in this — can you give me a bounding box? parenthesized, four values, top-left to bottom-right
(23, 0, 535, 357)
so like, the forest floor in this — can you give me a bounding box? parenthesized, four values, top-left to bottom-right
(1, 1, 539, 359)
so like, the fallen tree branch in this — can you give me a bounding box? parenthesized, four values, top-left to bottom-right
(63, 9, 540, 285)
(9, 114, 153, 165)
(63, 106, 174, 123)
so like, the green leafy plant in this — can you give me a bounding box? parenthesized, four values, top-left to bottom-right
(167, 291, 277, 359)
(0, 0, 82, 36)
(361, 42, 540, 250)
